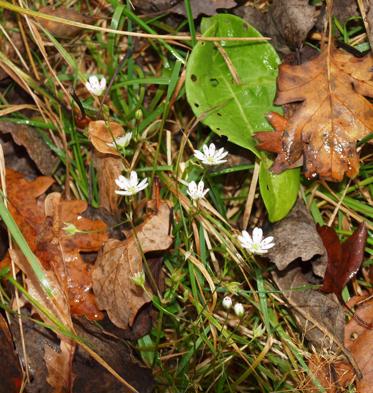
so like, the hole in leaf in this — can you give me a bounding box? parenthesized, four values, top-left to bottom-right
(350, 332, 358, 341)
(210, 78, 219, 87)
(216, 127, 221, 131)
(194, 103, 199, 108)
(191, 74, 197, 82)
(217, 112, 222, 117)
(266, 185, 270, 191)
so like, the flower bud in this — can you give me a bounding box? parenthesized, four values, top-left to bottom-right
(234, 302, 244, 317)
(222, 296, 232, 310)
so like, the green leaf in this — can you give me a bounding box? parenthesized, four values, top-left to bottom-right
(259, 157, 300, 222)
(137, 334, 155, 367)
(185, 14, 280, 155)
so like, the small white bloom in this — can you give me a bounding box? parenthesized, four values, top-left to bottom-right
(194, 143, 228, 166)
(238, 227, 275, 255)
(115, 171, 148, 196)
(187, 180, 209, 201)
(85, 75, 106, 96)
(107, 132, 132, 149)
(234, 302, 244, 317)
(131, 271, 146, 288)
(222, 296, 233, 310)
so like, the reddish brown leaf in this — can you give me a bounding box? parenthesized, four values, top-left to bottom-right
(255, 112, 286, 154)
(257, 47, 373, 181)
(317, 223, 367, 298)
(3, 170, 107, 320)
(39, 193, 108, 319)
(345, 296, 373, 393)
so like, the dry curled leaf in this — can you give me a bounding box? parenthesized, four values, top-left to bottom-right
(88, 120, 125, 157)
(256, 47, 373, 181)
(93, 201, 173, 329)
(93, 154, 124, 215)
(317, 223, 367, 299)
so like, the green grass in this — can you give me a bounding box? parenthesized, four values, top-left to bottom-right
(0, 2, 370, 392)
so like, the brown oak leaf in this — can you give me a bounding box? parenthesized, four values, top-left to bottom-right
(92, 201, 173, 329)
(256, 47, 373, 181)
(3, 169, 108, 320)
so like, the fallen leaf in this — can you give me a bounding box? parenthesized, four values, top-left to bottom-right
(0, 122, 59, 176)
(0, 313, 23, 393)
(10, 250, 76, 393)
(301, 354, 353, 392)
(266, 0, 319, 50)
(93, 154, 124, 215)
(88, 120, 125, 157)
(273, 267, 345, 351)
(344, 296, 373, 393)
(92, 201, 173, 329)
(256, 47, 373, 181)
(44, 340, 75, 393)
(4, 169, 108, 320)
(36, 7, 94, 39)
(171, 0, 236, 18)
(267, 200, 327, 277)
(40, 192, 108, 319)
(317, 223, 368, 299)
(267, 200, 344, 350)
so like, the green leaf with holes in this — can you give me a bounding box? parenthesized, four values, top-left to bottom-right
(185, 14, 281, 155)
(259, 156, 300, 222)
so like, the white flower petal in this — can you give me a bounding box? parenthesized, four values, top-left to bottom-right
(252, 227, 263, 244)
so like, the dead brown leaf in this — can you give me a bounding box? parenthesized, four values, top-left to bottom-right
(4, 169, 108, 320)
(40, 192, 108, 319)
(88, 120, 126, 157)
(256, 47, 373, 181)
(267, 200, 327, 276)
(268, 200, 344, 350)
(37, 7, 94, 39)
(0, 122, 59, 176)
(345, 296, 373, 393)
(92, 201, 173, 329)
(171, 0, 237, 18)
(301, 354, 353, 392)
(44, 340, 75, 393)
(93, 154, 124, 215)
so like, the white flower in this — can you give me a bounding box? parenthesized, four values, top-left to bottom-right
(107, 132, 132, 149)
(194, 143, 228, 165)
(187, 180, 209, 201)
(115, 171, 148, 196)
(222, 296, 232, 310)
(234, 302, 244, 317)
(85, 75, 106, 96)
(238, 227, 275, 255)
